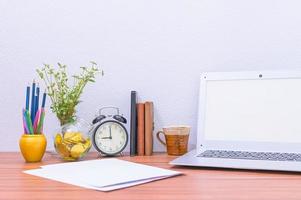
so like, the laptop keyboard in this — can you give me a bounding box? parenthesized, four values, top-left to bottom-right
(198, 150, 301, 162)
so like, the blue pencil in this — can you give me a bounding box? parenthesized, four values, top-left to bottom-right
(34, 95, 38, 120)
(26, 85, 30, 111)
(35, 85, 40, 115)
(41, 91, 47, 108)
(30, 80, 36, 123)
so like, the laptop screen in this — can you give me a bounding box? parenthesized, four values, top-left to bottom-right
(204, 78, 301, 144)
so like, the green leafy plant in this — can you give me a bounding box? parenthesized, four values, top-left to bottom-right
(37, 62, 103, 125)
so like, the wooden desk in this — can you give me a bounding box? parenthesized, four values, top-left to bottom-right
(1, 152, 301, 200)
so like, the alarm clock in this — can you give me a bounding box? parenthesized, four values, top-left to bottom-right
(91, 107, 128, 156)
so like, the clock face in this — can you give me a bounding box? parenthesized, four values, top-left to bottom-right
(93, 121, 128, 155)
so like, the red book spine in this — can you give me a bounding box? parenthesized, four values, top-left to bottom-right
(137, 103, 145, 156)
(145, 102, 154, 156)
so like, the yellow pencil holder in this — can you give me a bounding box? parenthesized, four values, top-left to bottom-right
(19, 134, 47, 162)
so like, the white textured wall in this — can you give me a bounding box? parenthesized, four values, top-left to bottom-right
(1, 0, 301, 151)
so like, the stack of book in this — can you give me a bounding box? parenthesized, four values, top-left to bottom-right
(130, 91, 154, 156)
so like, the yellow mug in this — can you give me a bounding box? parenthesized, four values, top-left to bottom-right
(19, 134, 47, 162)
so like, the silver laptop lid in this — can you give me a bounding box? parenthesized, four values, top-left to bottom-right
(197, 71, 301, 154)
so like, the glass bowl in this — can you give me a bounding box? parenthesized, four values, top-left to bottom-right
(54, 118, 92, 161)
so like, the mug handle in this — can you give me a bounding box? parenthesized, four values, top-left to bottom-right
(156, 131, 166, 146)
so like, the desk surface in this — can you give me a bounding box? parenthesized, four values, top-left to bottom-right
(1, 152, 301, 200)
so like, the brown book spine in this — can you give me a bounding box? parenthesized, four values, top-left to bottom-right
(137, 103, 145, 156)
(144, 102, 154, 156)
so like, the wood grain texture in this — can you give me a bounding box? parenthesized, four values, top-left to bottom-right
(1, 152, 301, 200)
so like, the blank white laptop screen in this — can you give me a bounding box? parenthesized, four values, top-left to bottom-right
(204, 78, 301, 143)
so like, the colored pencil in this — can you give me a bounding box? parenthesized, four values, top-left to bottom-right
(36, 108, 45, 134)
(33, 109, 40, 134)
(35, 85, 40, 115)
(25, 110, 34, 134)
(22, 109, 29, 134)
(34, 95, 38, 121)
(41, 91, 46, 108)
(30, 81, 36, 123)
(24, 82, 46, 135)
(26, 85, 30, 111)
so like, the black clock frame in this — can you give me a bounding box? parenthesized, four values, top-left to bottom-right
(92, 120, 129, 156)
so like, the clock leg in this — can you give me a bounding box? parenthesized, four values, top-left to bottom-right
(97, 153, 103, 159)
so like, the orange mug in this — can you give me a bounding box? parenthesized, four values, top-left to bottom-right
(156, 126, 190, 156)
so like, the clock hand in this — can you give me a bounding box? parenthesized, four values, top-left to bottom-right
(101, 137, 111, 139)
(109, 126, 112, 139)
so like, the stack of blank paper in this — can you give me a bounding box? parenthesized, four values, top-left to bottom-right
(24, 158, 181, 191)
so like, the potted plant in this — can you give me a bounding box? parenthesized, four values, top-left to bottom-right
(37, 62, 103, 160)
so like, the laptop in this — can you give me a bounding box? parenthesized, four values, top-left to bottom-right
(171, 71, 301, 172)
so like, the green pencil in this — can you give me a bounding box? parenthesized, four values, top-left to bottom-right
(36, 109, 45, 134)
(25, 110, 34, 134)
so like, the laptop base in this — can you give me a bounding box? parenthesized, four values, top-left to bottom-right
(170, 149, 301, 172)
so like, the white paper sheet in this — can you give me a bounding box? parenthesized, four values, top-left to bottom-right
(23, 159, 181, 191)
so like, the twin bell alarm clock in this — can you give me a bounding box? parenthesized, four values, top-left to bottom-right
(91, 107, 128, 156)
